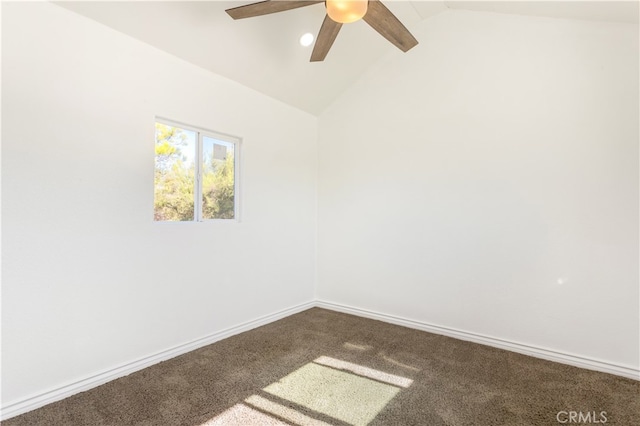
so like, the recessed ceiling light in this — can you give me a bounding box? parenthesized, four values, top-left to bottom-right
(299, 32, 314, 47)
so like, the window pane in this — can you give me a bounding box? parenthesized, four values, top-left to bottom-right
(154, 123, 196, 221)
(202, 136, 235, 220)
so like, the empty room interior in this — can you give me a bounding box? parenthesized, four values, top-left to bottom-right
(1, 0, 639, 424)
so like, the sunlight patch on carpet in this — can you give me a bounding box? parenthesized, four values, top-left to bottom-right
(343, 342, 372, 351)
(264, 360, 402, 426)
(245, 395, 332, 426)
(314, 356, 413, 388)
(200, 403, 290, 425)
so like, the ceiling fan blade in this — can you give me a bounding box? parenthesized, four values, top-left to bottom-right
(226, 0, 323, 20)
(363, 0, 418, 52)
(310, 15, 342, 62)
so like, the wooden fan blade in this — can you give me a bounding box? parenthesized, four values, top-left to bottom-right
(310, 15, 342, 62)
(226, 0, 323, 20)
(363, 0, 418, 52)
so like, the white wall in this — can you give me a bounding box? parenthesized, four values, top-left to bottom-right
(2, 1, 638, 417)
(2, 2, 316, 408)
(318, 10, 639, 371)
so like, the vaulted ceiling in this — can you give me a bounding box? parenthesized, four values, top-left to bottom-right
(56, 1, 638, 116)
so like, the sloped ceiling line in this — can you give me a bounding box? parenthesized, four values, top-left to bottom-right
(56, 1, 638, 115)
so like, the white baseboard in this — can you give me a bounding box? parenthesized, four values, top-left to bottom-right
(0, 301, 315, 421)
(316, 300, 640, 381)
(3, 299, 638, 420)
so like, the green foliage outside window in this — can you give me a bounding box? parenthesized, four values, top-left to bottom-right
(202, 152, 235, 220)
(154, 123, 235, 221)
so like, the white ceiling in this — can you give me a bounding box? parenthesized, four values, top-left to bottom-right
(56, 1, 639, 116)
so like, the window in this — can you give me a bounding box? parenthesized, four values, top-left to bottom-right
(154, 119, 239, 222)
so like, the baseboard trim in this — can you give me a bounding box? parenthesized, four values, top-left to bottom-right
(0, 301, 315, 421)
(3, 299, 637, 420)
(316, 300, 640, 381)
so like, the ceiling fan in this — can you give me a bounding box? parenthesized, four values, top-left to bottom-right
(225, 0, 418, 62)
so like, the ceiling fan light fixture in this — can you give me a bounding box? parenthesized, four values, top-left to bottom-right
(326, 0, 368, 24)
(225, 0, 418, 62)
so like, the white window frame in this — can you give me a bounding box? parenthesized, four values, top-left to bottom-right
(155, 117, 241, 222)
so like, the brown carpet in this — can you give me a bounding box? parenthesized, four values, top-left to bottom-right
(3, 308, 639, 425)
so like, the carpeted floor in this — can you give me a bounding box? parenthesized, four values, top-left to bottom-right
(3, 308, 639, 425)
